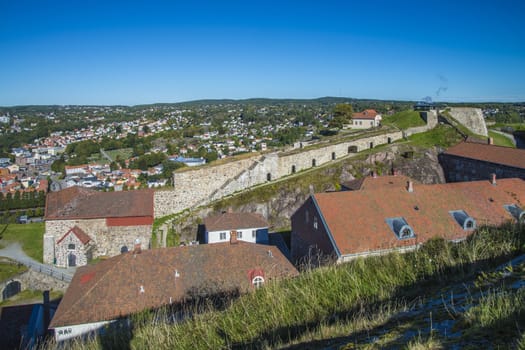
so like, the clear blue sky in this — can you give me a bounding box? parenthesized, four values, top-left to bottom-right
(1, 0, 524, 105)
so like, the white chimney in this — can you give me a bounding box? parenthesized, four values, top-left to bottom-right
(491, 173, 497, 185)
(407, 181, 414, 193)
(488, 137, 494, 145)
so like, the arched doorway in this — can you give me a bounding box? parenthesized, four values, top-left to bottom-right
(68, 253, 77, 267)
(2, 280, 21, 300)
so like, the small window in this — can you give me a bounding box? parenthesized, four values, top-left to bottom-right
(220, 232, 226, 240)
(267, 173, 271, 181)
(332, 152, 336, 160)
(369, 142, 374, 149)
(238, 231, 243, 239)
(292, 165, 296, 174)
(252, 230, 256, 238)
(68, 243, 75, 250)
(312, 159, 316, 167)
(385, 217, 415, 240)
(504, 204, 525, 223)
(252, 276, 264, 289)
(120, 246, 128, 254)
(449, 210, 476, 230)
(313, 216, 318, 230)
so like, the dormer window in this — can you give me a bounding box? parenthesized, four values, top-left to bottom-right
(504, 204, 525, 223)
(449, 210, 476, 230)
(385, 217, 415, 239)
(252, 276, 264, 289)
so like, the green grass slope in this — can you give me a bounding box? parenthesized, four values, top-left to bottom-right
(383, 110, 426, 130)
(52, 224, 525, 349)
(0, 223, 44, 262)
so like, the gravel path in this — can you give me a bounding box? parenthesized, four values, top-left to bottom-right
(0, 242, 74, 282)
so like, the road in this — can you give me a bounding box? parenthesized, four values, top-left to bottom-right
(0, 242, 74, 282)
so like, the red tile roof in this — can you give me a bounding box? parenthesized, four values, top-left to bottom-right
(444, 141, 525, 170)
(352, 109, 379, 120)
(45, 187, 154, 220)
(313, 178, 525, 257)
(342, 175, 417, 191)
(50, 242, 298, 327)
(204, 212, 268, 231)
(56, 226, 91, 245)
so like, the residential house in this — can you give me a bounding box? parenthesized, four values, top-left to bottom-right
(44, 187, 154, 267)
(439, 140, 525, 182)
(49, 240, 298, 341)
(203, 211, 269, 244)
(291, 176, 525, 265)
(350, 109, 382, 129)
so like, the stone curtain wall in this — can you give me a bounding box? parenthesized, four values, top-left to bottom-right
(154, 130, 405, 218)
(44, 218, 152, 265)
(447, 108, 487, 136)
(439, 154, 525, 183)
(0, 269, 69, 296)
(403, 110, 438, 137)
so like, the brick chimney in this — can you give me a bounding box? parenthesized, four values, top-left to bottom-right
(230, 230, 238, 244)
(490, 173, 497, 185)
(392, 168, 398, 176)
(406, 180, 414, 193)
(488, 137, 494, 145)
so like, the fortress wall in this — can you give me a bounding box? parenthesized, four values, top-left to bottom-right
(154, 130, 405, 218)
(447, 108, 487, 136)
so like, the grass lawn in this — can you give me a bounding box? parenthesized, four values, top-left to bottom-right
(382, 110, 426, 130)
(407, 124, 463, 148)
(0, 289, 63, 307)
(0, 223, 44, 262)
(488, 130, 516, 148)
(0, 258, 28, 282)
(105, 148, 133, 162)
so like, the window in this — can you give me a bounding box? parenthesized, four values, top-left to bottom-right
(252, 230, 256, 238)
(332, 152, 336, 160)
(305, 210, 309, 223)
(504, 204, 525, 223)
(220, 232, 226, 240)
(449, 210, 476, 230)
(385, 217, 415, 239)
(68, 243, 75, 250)
(312, 159, 316, 167)
(252, 276, 264, 288)
(292, 165, 296, 174)
(238, 231, 243, 239)
(267, 173, 271, 181)
(313, 216, 318, 230)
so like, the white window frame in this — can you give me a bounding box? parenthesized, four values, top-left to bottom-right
(252, 276, 264, 288)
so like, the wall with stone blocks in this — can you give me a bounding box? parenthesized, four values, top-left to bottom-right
(153, 130, 405, 218)
(44, 219, 151, 266)
(439, 154, 525, 183)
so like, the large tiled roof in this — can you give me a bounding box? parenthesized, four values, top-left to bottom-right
(341, 175, 416, 191)
(313, 178, 525, 257)
(45, 187, 154, 220)
(444, 141, 525, 170)
(49, 242, 298, 327)
(204, 212, 268, 231)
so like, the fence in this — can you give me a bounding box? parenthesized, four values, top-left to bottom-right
(17, 258, 72, 283)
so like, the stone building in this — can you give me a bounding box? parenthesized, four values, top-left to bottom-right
(439, 141, 525, 183)
(44, 187, 154, 267)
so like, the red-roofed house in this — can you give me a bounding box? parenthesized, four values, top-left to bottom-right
(49, 242, 298, 341)
(44, 187, 154, 267)
(291, 177, 525, 264)
(351, 109, 382, 129)
(439, 141, 525, 182)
